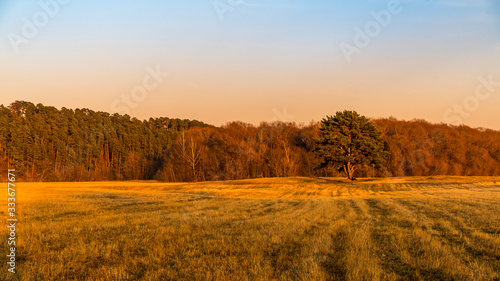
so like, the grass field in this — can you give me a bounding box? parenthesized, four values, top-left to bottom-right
(1, 177, 500, 280)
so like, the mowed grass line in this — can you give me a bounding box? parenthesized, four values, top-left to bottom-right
(367, 198, 497, 280)
(0, 177, 499, 280)
(396, 197, 500, 273)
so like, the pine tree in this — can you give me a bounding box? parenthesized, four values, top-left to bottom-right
(314, 111, 389, 180)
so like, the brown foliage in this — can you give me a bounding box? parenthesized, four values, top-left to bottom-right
(157, 118, 500, 182)
(373, 118, 500, 177)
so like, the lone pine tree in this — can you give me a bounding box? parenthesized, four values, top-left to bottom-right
(314, 111, 389, 180)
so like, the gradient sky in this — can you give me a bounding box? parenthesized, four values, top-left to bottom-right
(1, 0, 499, 129)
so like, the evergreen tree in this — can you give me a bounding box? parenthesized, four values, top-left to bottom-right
(314, 111, 389, 180)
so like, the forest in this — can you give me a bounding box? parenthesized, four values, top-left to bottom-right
(1, 101, 499, 182)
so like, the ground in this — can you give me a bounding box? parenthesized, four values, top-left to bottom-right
(1, 177, 500, 280)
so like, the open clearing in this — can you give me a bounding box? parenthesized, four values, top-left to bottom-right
(1, 177, 500, 280)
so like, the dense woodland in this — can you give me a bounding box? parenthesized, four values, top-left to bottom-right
(1, 101, 499, 182)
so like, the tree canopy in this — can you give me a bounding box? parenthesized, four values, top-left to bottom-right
(314, 111, 389, 180)
(0, 101, 210, 181)
(1, 102, 499, 182)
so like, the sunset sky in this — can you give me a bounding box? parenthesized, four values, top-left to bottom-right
(1, 0, 499, 129)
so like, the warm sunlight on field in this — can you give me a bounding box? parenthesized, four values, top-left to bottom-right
(1, 177, 500, 280)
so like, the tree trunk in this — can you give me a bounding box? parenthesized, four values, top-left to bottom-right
(343, 161, 356, 180)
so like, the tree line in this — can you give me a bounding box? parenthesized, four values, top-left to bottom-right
(1, 101, 499, 182)
(0, 101, 208, 181)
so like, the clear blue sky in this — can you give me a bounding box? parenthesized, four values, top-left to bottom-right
(1, 0, 499, 129)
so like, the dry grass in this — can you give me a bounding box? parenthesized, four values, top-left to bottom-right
(1, 176, 500, 280)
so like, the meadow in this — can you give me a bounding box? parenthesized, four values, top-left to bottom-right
(1, 177, 500, 280)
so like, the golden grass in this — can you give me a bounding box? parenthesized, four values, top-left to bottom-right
(1, 176, 500, 280)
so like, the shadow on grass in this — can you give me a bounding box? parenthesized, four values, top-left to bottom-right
(300, 177, 379, 185)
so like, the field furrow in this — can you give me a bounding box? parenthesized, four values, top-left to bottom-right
(1, 177, 500, 280)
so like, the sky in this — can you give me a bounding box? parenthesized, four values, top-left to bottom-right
(1, 0, 499, 129)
